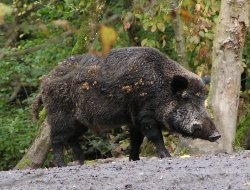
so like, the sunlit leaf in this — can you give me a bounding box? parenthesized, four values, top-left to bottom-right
(190, 35, 200, 44)
(135, 14, 142, 19)
(143, 22, 149, 30)
(195, 4, 201, 12)
(52, 19, 72, 31)
(151, 24, 157, 32)
(141, 38, 148, 47)
(157, 22, 165, 32)
(162, 39, 166, 47)
(205, 32, 214, 40)
(199, 31, 205, 37)
(180, 155, 191, 158)
(0, 3, 12, 25)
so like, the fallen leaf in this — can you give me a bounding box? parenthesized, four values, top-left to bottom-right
(180, 155, 191, 158)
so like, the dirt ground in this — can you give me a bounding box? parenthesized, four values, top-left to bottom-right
(0, 151, 249, 190)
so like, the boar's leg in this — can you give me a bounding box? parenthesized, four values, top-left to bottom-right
(129, 127, 144, 161)
(51, 142, 65, 167)
(67, 122, 88, 165)
(139, 117, 171, 158)
(49, 114, 75, 167)
(68, 138, 85, 165)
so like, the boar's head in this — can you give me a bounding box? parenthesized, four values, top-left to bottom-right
(162, 75, 221, 142)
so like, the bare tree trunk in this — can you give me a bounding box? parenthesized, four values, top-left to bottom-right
(209, 0, 249, 153)
(187, 0, 249, 154)
(15, 120, 51, 169)
(169, 0, 188, 69)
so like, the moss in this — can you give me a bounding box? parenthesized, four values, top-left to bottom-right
(15, 158, 32, 170)
(71, 23, 88, 55)
(235, 109, 250, 148)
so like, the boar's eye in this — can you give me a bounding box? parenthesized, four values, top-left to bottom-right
(195, 92, 201, 97)
(194, 91, 205, 99)
(181, 91, 189, 99)
(171, 75, 188, 95)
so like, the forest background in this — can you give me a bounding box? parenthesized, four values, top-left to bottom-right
(0, 0, 249, 171)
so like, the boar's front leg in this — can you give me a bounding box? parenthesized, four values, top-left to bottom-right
(129, 127, 144, 161)
(139, 115, 171, 158)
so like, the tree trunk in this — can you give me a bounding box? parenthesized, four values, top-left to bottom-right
(169, 0, 188, 69)
(187, 0, 249, 154)
(209, 0, 249, 153)
(71, 0, 105, 55)
(15, 120, 51, 169)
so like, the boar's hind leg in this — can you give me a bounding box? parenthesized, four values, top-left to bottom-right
(50, 115, 79, 167)
(129, 127, 144, 161)
(51, 141, 65, 167)
(68, 138, 85, 165)
(140, 117, 171, 158)
(68, 122, 88, 165)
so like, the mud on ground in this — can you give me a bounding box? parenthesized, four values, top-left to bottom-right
(0, 151, 249, 190)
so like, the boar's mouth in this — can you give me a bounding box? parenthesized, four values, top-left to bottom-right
(180, 131, 221, 142)
(166, 118, 221, 142)
(207, 131, 221, 142)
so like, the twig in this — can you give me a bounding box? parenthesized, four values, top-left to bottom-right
(0, 31, 73, 59)
(167, 0, 184, 11)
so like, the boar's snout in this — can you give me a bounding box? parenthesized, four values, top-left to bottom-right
(208, 131, 221, 142)
(191, 121, 221, 142)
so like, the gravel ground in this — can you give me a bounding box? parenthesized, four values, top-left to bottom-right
(0, 151, 249, 190)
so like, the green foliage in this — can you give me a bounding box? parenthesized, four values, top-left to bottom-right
(243, 31, 250, 90)
(0, 105, 39, 170)
(123, 1, 177, 58)
(235, 109, 250, 149)
(88, 136, 116, 157)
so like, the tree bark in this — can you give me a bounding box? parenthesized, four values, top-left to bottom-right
(15, 120, 51, 169)
(209, 0, 249, 153)
(187, 0, 249, 154)
(169, 0, 188, 69)
(71, 0, 105, 55)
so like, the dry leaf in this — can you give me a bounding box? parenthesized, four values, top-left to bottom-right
(121, 85, 132, 93)
(82, 82, 90, 90)
(99, 25, 117, 56)
(180, 155, 191, 158)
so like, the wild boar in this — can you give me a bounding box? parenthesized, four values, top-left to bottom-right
(33, 47, 221, 166)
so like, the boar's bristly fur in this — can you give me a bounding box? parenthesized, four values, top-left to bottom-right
(33, 47, 220, 167)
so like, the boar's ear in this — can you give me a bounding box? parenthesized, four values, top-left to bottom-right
(171, 75, 188, 94)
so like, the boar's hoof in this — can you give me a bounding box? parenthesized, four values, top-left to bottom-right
(158, 150, 171, 158)
(208, 131, 221, 142)
(129, 156, 140, 161)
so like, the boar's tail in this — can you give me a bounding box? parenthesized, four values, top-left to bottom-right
(32, 93, 43, 121)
